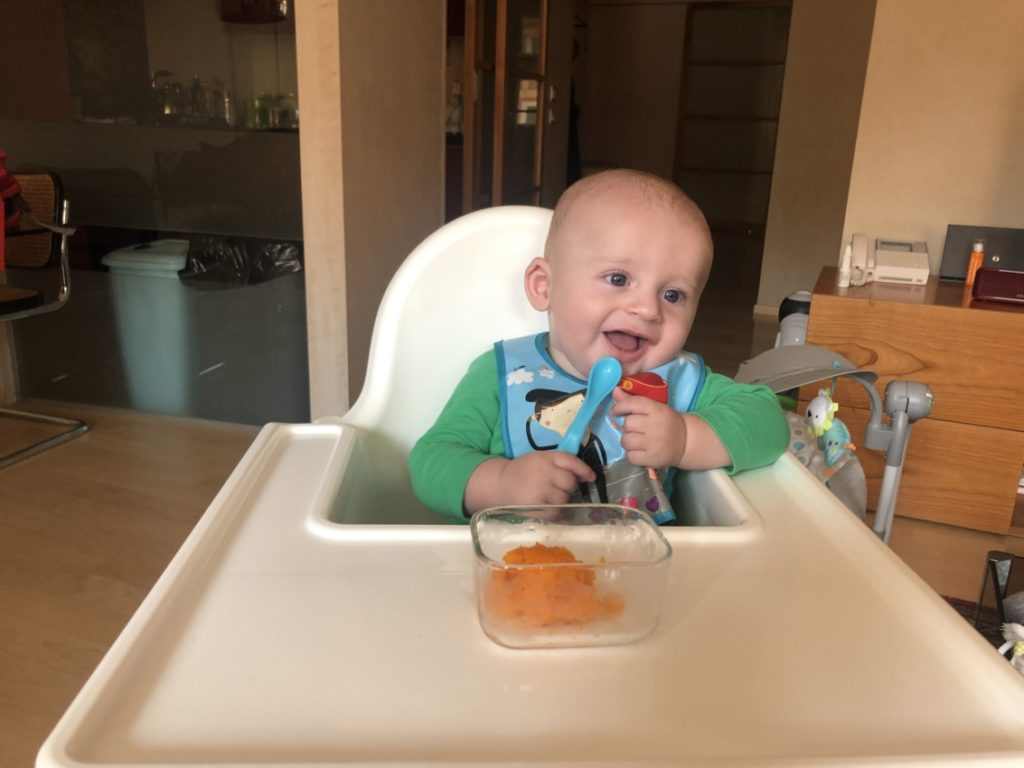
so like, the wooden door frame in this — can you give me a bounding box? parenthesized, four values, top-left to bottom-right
(463, 0, 479, 212)
(296, 1, 445, 413)
(295, 0, 348, 417)
(492, 0, 509, 203)
(464, 0, 550, 210)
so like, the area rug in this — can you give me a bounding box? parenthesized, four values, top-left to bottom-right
(943, 596, 1006, 649)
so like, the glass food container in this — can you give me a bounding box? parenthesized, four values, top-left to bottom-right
(470, 505, 672, 649)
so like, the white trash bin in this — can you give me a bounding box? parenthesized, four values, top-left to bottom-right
(102, 239, 190, 415)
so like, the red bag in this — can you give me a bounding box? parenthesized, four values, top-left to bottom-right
(0, 150, 25, 269)
(1, 151, 23, 227)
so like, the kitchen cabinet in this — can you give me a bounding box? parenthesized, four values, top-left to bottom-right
(805, 267, 1024, 535)
(462, 0, 572, 210)
(1, 1, 301, 239)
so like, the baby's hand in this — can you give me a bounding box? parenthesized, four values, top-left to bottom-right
(465, 451, 596, 512)
(611, 387, 687, 469)
(498, 451, 596, 504)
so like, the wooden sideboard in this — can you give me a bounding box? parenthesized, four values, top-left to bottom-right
(805, 267, 1024, 536)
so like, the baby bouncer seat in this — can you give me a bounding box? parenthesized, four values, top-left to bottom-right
(736, 344, 934, 543)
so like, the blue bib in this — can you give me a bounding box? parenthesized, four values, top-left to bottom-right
(495, 333, 705, 523)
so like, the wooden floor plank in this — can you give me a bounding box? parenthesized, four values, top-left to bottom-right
(0, 400, 257, 767)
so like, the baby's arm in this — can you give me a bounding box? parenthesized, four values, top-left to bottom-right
(409, 351, 595, 519)
(464, 451, 595, 514)
(611, 388, 730, 470)
(610, 371, 788, 472)
(409, 353, 506, 520)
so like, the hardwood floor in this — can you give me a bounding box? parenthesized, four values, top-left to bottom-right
(3, 336, 1023, 765)
(687, 276, 779, 376)
(0, 401, 258, 768)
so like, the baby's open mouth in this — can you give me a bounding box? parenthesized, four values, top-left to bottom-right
(604, 331, 646, 353)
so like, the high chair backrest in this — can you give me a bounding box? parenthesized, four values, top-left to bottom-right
(328, 206, 552, 524)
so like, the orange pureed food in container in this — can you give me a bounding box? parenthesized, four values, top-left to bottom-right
(471, 506, 672, 649)
(488, 543, 625, 627)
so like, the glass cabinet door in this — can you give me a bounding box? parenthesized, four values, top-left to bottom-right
(0, 0, 308, 426)
(465, 0, 549, 209)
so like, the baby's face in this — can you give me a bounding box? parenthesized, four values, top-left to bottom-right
(538, 195, 711, 379)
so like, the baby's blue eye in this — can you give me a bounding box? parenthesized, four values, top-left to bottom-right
(663, 289, 682, 304)
(606, 273, 628, 287)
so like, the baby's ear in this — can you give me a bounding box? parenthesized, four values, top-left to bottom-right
(524, 257, 551, 311)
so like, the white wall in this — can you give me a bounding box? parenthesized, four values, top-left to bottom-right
(756, 0, 875, 310)
(842, 0, 1024, 274)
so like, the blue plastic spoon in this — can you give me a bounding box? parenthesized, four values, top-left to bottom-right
(557, 356, 623, 455)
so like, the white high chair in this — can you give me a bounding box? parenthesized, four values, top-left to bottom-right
(319, 204, 746, 529)
(325, 205, 552, 524)
(37, 206, 1024, 768)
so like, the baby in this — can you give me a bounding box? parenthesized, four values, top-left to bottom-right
(409, 169, 788, 521)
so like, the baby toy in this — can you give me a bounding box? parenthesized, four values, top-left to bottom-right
(736, 342, 935, 544)
(805, 388, 839, 437)
(552, 359, 675, 523)
(613, 371, 675, 524)
(999, 623, 1024, 675)
(781, 385, 865, 518)
(805, 388, 856, 470)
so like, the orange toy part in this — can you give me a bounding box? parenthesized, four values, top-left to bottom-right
(488, 543, 624, 627)
(619, 372, 668, 403)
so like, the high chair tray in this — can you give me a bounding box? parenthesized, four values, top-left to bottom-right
(39, 423, 1024, 767)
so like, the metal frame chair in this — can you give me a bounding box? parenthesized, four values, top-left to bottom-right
(1, 172, 87, 469)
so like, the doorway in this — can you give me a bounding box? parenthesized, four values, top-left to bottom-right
(569, 0, 791, 372)
(446, 0, 791, 373)
(673, 1, 791, 312)
(448, 0, 573, 216)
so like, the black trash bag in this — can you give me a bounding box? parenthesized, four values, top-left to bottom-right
(179, 236, 302, 289)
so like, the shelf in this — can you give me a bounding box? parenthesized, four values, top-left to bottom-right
(682, 114, 779, 123)
(705, 219, 765, 237)
(677, 166, 771, 176)
(688, 58, 785, 67)
(2, 118, 301, 240)
(76, 116, 297, 134)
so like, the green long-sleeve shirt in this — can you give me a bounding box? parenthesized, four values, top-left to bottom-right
(409, 349, 788, 521)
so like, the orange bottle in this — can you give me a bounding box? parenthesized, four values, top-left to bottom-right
(965, 240, 985, 287)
